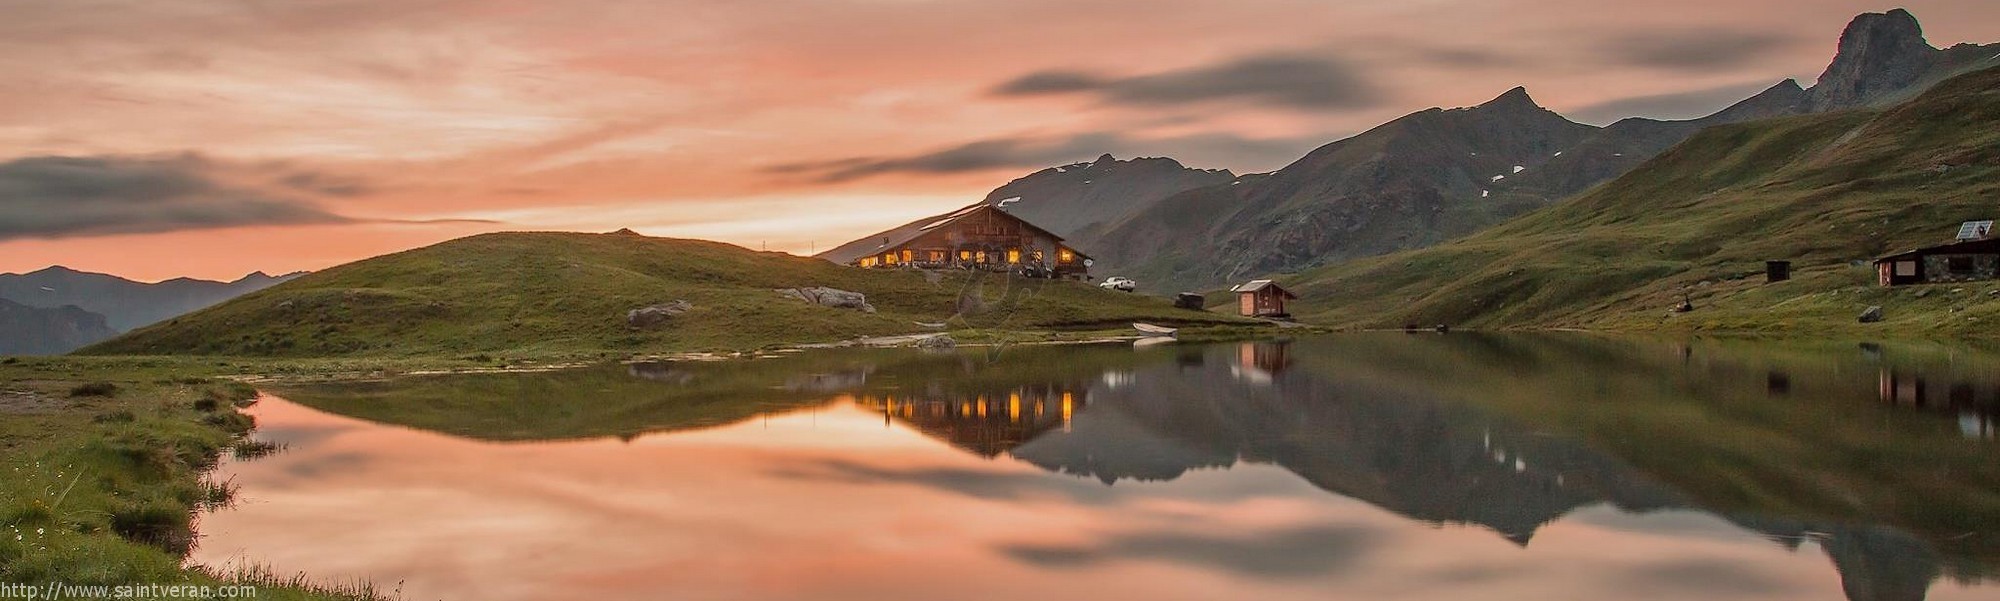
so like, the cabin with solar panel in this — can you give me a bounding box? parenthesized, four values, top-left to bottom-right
(1874, 220, 2000, 286)
(816, 202, 1094, 280)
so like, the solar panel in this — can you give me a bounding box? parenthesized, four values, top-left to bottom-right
(1958, 220, 1994, 240)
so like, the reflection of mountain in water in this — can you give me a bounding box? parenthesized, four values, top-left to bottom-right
(287, 335, 1996, 601)
(1019, 343, 1683, 545)
(861, 341, 1978, 601)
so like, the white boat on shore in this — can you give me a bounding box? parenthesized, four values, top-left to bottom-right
(1132, 323, 1178, 337)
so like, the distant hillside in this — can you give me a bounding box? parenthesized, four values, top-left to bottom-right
(1092, 87, 1598, 292)
(0, 298, 117, 355)
(84, 231, 1245, 357)
(980, 154, 1235, 254)
(979, 9, 1995, 293)
(1280, 65, 2000, 335)
(0, 266, 301, 331)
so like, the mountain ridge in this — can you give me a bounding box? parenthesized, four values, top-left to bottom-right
(1278, 63, 2000, 334)
(945, 9, 1996, 293)
(0, 297, 118, 355)
(0, 265, 306, 333)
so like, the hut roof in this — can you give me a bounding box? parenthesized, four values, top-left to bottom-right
(816, 202, 1085, 265)
(1230, 279, 1296, 297)
(1875, 237, 2000, 263)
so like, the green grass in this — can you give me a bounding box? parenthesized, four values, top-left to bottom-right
(0, 361, 385, 600)
(82, 232, 1256, 358)
(1279, 65, 2000, 336)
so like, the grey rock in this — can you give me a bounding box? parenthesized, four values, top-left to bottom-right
(916, 334, 956, 349)
(1174, 292, 1206, 311)
(778, 287, 876, 313)
(626, 300, 693, 328)
(1859, 306, 1884, 323)
(1915, 289, 1933, 298)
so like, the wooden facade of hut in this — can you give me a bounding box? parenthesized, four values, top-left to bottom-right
(1229, 280, 1296, 318)
(817, 203, 1092, 279)
(1874, 238, 2000, 286)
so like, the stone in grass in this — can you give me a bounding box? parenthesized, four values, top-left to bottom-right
(1858, 306, 1884, 323)
(777, 287, 877, 313)
(626, 300, 693, 328)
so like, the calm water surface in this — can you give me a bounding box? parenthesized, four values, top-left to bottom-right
(192, 334, 2000, 601)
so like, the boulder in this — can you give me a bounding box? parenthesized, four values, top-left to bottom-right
(916, 334, 956, 349)
(626, 300, 693, 328)
(778, 287, 877, 313)
(1859, 305, 1884, 323)
(1174, 292, 1206, 311)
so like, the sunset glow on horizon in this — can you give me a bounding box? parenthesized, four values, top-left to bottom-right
(5, 0, 1999, 281)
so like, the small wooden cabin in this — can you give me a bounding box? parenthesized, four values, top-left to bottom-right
(817, 203, 1092, 279)
(1875, 238, 2000, 286)
(1229, 280, 1296, 318)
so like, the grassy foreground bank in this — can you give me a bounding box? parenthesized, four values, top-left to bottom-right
(0, 357, 385, 600)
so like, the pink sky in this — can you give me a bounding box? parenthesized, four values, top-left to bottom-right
(2, 0, 1997, 281)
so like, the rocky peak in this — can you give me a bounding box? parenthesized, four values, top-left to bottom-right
(1708, 79, 1809, 123)
(1809, 8, 1940, 110)
(1477, 86, 1542, 112)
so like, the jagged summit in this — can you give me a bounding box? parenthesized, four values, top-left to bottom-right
(1808, 8, 1946, 110)
(1479, 86, 1541, 110)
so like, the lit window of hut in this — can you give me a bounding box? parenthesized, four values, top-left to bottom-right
(1007, 249, 1021, 264)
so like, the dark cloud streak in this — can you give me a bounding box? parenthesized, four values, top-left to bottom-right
(768, 130, 1330, 182)
(1602, 29, 1801, 71)
(992, 51, 1383, 111)
(0, 153, 389, 240)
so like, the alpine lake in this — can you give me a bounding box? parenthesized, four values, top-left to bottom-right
(191, 333, 2000, 601)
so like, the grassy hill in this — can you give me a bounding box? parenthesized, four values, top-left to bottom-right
(83, 231, 1247, 357)
(1281, 65, 2000, 336)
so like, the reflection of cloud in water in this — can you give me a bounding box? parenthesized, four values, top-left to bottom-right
(999, 525, 1383, 579)
(1608, 558, 1792, 596)
(763, 458, 1124, 505)
(279, 451, 373, 480)
(251, 423, 357, 448)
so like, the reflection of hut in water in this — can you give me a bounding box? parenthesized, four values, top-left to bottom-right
(1230, 341, 1292, 385)
(853, 384, 1086, 457)
(1878, 369, 2000, 440)
(627, 361, 695, 384)
(784, 367, 874, 393)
